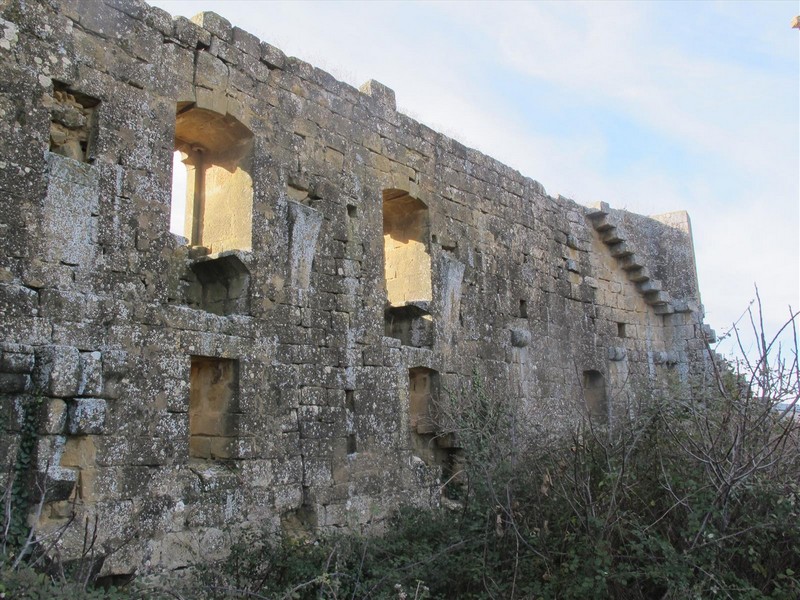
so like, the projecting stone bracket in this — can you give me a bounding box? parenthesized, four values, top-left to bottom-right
(288, 201, 323, 292)
(608, 346, 627, 362)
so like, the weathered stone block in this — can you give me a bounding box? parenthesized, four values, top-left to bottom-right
(34, 345, 81, 398)
(191, 11, 232, 42)
(0, 373, 31, 393)
(260, 40, 286, 69)
(359, 79, 396, 111)
(607, 346, 627, 362)
(42, 399, 68, 434)
(78, 351, 104, 396)
(42, 153, 100, 268)
(67, 398, 107, 434)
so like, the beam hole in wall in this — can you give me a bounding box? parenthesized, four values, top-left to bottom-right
(519, 299, 528, 319)
(170, 103, 254, 253)
(617, 322, 627, 338)
(346, 204, 358, 219)
(189, 356, 240, 460)
(48, 82, 99, 163)
(582, 369, 607, 422)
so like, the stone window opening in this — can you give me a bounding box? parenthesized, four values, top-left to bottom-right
(189, 356, 240, 460)
(170, 103, 254, 254)
(47, 82, 99, 163)
(519, 299, 528, 319)
(582, 369, 608, 421)
(617, 322, 627, 338)
(383, 189, 433, 346)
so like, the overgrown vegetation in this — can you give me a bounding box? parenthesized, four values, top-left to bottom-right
(3, 301, 798, 598)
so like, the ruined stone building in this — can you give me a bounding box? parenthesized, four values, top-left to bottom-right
(0, 0, 714, 577)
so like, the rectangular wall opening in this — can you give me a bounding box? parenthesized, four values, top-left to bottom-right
(582, 369, 607, 422)
(519, 299, 528, 319)
(345, 389, 357, 455)
(408, 367, 463, 500)
(48, 82, 99, 163)
(617, 322, 627, 338)
(189, 356, 240, 460)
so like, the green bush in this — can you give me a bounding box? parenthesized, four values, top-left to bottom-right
(168, 353, 799, 599)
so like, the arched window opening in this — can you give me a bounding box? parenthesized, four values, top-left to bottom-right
(583, 369, 608, 421)
(170, 103, 254, 253)
(383, 189, 431, 306)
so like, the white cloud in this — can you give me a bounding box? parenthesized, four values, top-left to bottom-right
(151, 0, 799, 351)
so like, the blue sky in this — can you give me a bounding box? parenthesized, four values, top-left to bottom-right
(151, 0, 799, 359)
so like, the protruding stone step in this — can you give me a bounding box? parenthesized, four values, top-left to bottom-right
(600, 228, 624, 244)
(627, 267, 651, 282)
(654, 303, 675, 315)
(672, 299, 700, 313)
(637, 279, 662, 294)
(644, 290, 671, 305)
(591, 215, 616, 232)
(586, 201, 610, 220)
(617, 255, 644, 271)
(609, 241, 633, 258)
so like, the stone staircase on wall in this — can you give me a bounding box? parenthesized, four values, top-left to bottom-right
(585, 202, 704, 321)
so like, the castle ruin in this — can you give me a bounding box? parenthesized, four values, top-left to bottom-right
(0, 0, 715, 578)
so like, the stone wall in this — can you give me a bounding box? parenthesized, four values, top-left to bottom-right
(0, 0, 714, 577)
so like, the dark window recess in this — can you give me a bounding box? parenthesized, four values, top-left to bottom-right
(617, 322, 627, 338)
(519, 299, 528, 318)
(345, 389, 357, 454)
(48, 82, 99, 163)
(187, 252, 250, 316)
(347, 204, 358, 218)
(385, 303, 433, 348)
(583, 369, 607, 421)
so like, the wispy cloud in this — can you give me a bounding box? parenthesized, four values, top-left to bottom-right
(152, 0, 799, 353)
